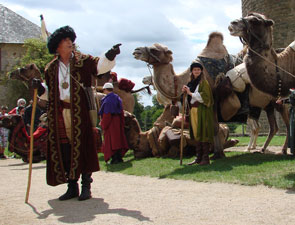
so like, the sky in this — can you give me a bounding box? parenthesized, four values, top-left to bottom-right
(2, 0, 243, 106)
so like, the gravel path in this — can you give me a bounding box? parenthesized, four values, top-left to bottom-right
(1, 147, 295, 225)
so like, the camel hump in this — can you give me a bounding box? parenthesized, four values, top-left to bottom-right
(118, 78, 135, 92)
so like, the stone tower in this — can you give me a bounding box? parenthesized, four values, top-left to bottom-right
(242, 0, 295, 48)
(241, 0, 295, 135)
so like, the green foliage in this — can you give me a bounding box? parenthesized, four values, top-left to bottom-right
(133, 94, 165, 131)
(139, 95, 164, 131)
(18, 38, 53, 78)
(227, 123, 239, 133)
(3, 38, 52, 109)
(133, 93, 144, 127)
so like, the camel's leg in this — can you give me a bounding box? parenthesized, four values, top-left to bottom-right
(252, 127, 260, 149)
(246, 118, 254, 151)
(246, 130, 254, 152)
(261, 104, 278, 153)
(246, 118, 260, 151)
(274, 103, 289, 155)
(211, 111, 225, 159)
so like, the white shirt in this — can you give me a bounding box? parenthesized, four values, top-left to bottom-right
(190, 84, 204, 104)
(40, 53, 115, 101)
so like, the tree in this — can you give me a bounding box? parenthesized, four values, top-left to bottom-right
(133, 93, 144, 127)
(4, 38, 52, 109)
(18, 38, 52, 78)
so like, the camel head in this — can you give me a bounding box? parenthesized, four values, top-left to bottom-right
(133, 43, 173, 65)
(228, 12, 274, 49)
(0, 114, 22, 130)
(142, 75, 152, 85)
(9, 63, 42, 82)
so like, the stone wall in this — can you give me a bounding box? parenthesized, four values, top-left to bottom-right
(241, 0, 294, 135)
(0, 43, 24, 73)
(0, 43, 26, 109)
(242, 0, 295, 49)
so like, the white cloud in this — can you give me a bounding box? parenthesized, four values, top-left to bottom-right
(2, 0, 243, 106)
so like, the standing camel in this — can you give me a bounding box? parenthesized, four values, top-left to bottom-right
(228, 12, 295, 98)
(226, 62, 289, 153)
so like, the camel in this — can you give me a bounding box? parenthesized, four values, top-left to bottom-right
(9, 64, 47, 110)
(9, 64, 150, 114)
(226, 62, 289, 153)
(0, 114, 47, 163)
(133, 42, 222, 159)
(228, 12, 295, 98)
(133, 35, 289, 154)
(94, 71, 151, 113)
(142, 75, 171, 105)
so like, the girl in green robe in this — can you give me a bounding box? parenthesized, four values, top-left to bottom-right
(182, 62, 214, 165)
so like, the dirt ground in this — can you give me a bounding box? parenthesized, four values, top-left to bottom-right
(1, 146, 295, 225)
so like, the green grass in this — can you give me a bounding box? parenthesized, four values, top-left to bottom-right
(5, 135, 295, 190)
(99, 149, 295, 190)
(231, 135, 286, 146)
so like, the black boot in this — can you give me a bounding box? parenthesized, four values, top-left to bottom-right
(111, 150, 123, 164)
(78, 173, 93, 201)
(59, 179, 79, 201)
(188, 142, 202, 165)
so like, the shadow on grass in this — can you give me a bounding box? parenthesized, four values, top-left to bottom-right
(98, 152, 136, 172)
(284, 173, 295, 191)
(159, 152, 293, 178)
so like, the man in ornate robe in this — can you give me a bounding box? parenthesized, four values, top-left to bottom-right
(35, 25, 121, 201)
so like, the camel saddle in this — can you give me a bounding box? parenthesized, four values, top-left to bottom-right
(197, 55, 235, 81)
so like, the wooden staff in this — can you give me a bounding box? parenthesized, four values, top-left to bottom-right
(180, 93, 187, 165)
(25, 88, 38, 203)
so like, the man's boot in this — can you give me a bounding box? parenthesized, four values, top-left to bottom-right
(78, 173, 93, 201)
(199, 142, 210, 166)
(188, 142, 203, 165)
(59, 179, 79, 201)
(111, 150, 123, 164)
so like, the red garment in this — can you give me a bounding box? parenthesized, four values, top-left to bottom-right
(118, 78, 135, 92)
(8, 107, 17, 115)
(101, 111, 128, 162)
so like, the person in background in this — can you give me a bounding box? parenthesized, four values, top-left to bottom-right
(8, 98, 26, 115)
(23, 99, 42, 133)
(182, 62, 214, 166)
(0, 106, 9, 159)
(99, 82, 128, 164)
(33, 25, 121, 201)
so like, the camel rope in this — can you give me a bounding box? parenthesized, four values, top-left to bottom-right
(146, 63, 183, 100)
(248, 46, 295, 79)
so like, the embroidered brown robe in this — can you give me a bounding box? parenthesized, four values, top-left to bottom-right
(45, 52, 100, 186)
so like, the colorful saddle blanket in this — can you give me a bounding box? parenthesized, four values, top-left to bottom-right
(198, 54, 235, 81)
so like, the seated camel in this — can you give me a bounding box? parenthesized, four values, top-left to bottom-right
(0, 114, 47, 163)
(133, 34, 289, 155)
